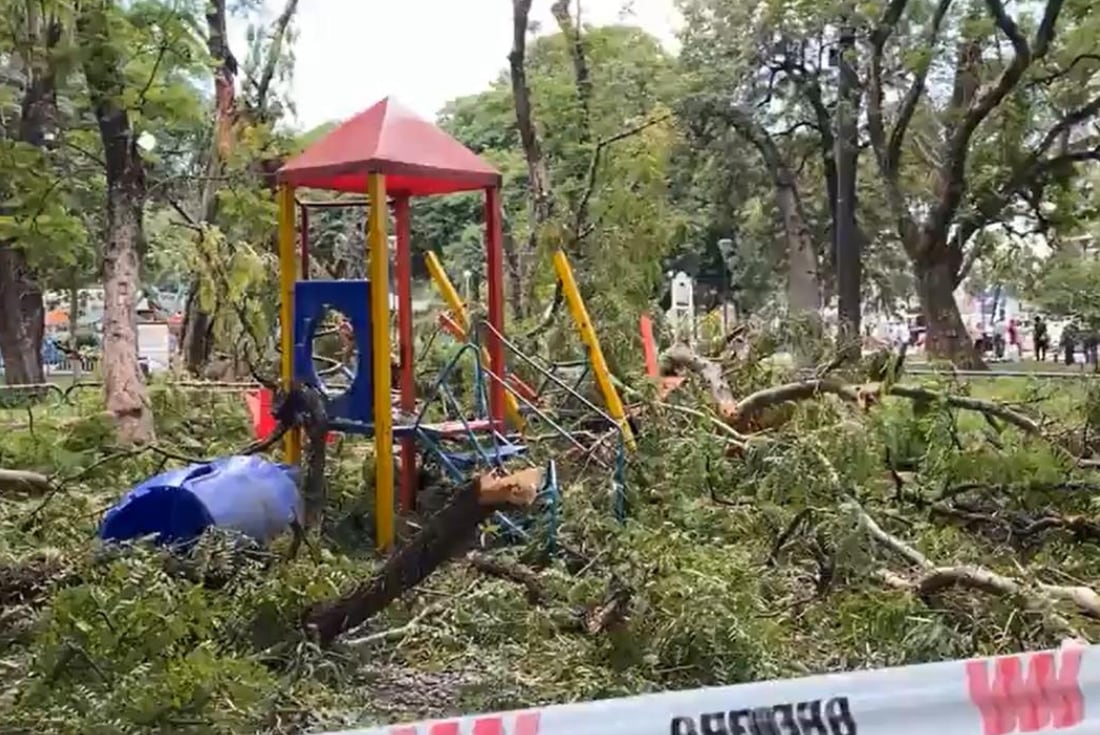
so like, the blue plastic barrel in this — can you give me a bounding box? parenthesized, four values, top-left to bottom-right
(99, 455, 303, 546)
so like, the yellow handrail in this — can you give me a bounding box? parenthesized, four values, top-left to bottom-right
(553, 250, 636, 451)
(424, 251, 526, 432)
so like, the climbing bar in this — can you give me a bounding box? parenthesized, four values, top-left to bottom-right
(552, 250, 636, 451)
(276, 183, 302, 464)
(367, 173, 395, 552)
(424, 251, 526, 431)
(322, 643, 1095, 735)
(473, 359, 605, 465)
(479, 320, 623, 448)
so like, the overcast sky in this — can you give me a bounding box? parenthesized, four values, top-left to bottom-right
(230, 0, 682, 131)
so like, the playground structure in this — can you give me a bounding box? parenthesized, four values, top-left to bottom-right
(272, 97, 634, 551)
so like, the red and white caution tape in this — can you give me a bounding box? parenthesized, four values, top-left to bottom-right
(319, 645, 1095, 735)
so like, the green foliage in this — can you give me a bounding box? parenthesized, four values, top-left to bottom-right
(416, 24, 683, 348)
(1032, 254, 1100, 330)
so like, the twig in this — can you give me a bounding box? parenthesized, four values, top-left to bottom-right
(342, 599, 449, 648)
(766, 507, 815, 566)
(466, 551, 548, 604)
(654, 401, 750, 445)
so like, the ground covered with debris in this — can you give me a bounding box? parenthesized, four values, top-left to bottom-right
(1, 361, 1099, 734)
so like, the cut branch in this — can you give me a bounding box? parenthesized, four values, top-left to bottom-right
(661, 343, 737, 419)
(466, 551, 548, 604)
(723, 379, 1050, 445)
(304, 467, 542, 645)
(851, 500, 1091, 634)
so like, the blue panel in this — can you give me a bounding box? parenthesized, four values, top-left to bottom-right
(292, 280, 375, 429)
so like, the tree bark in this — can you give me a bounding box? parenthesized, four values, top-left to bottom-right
(834, 23, 861, 356)
(0, 11, 62, 386)
(80, 1, 155, 445)
(0, 249, 45, 385)
(914, 245, 977, 366)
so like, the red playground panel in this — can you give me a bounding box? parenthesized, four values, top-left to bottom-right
(244, 388, 336, 444)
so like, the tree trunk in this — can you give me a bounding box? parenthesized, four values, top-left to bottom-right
(181, 0, 298, 372)
(0, 13, 63, 386)
(720, 106, 821, 318)
(100, 178, 155, 444)
(776, 185, 820, 316)
(80, 0, 155, 445)
(181, 290, 213, 371)
(502, 228, 525, 321)
(0, 249, 45, 385)
(834, 22, 861, 356)
(914, 250, 981, 367)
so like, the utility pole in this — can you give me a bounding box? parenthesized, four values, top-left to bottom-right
(835, 21, 861, 358)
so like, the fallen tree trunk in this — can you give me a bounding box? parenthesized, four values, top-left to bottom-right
(304, 467, 543, 645)
(729, 379, 1048, 439)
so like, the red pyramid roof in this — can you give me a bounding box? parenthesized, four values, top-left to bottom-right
(277, 97, 501, 196)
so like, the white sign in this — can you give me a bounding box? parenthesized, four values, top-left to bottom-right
(137, 322, 171, 372)
(668, 271, 695, 347)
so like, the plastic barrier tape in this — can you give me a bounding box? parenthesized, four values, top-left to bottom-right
(318, 646, 1097, 735)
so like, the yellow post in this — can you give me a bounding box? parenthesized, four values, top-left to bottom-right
(424, 251, 525, 432)
(553, 250, 637, 450)
(277, 184, 301, 463)
(368, 173, 395, 551)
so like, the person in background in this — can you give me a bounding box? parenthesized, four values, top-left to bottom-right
(1006, 318, 1019, 360)
(1085, 327, 1099, 368)
(992, 314, 1006, 359)
(1033, 314, 1049, 362)
(893, 320, 909, 350)
(1062, 320, 1078, 365)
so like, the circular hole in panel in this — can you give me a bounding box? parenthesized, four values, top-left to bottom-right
(311, 306, 358, 397)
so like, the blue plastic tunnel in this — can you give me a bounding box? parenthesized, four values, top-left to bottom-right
(99, 455, 303, 547)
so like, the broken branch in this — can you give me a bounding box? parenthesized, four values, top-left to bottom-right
(0, 469, 51, 495)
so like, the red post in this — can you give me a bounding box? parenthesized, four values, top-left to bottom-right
(299, 203, 310, 278)
(394, 197, 417, 512)
(485, 187, 506, 428)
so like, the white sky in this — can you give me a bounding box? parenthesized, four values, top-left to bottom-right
(233, 0, 682, 131)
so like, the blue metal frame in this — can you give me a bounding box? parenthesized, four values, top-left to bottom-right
(292, 280, 375, 432)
